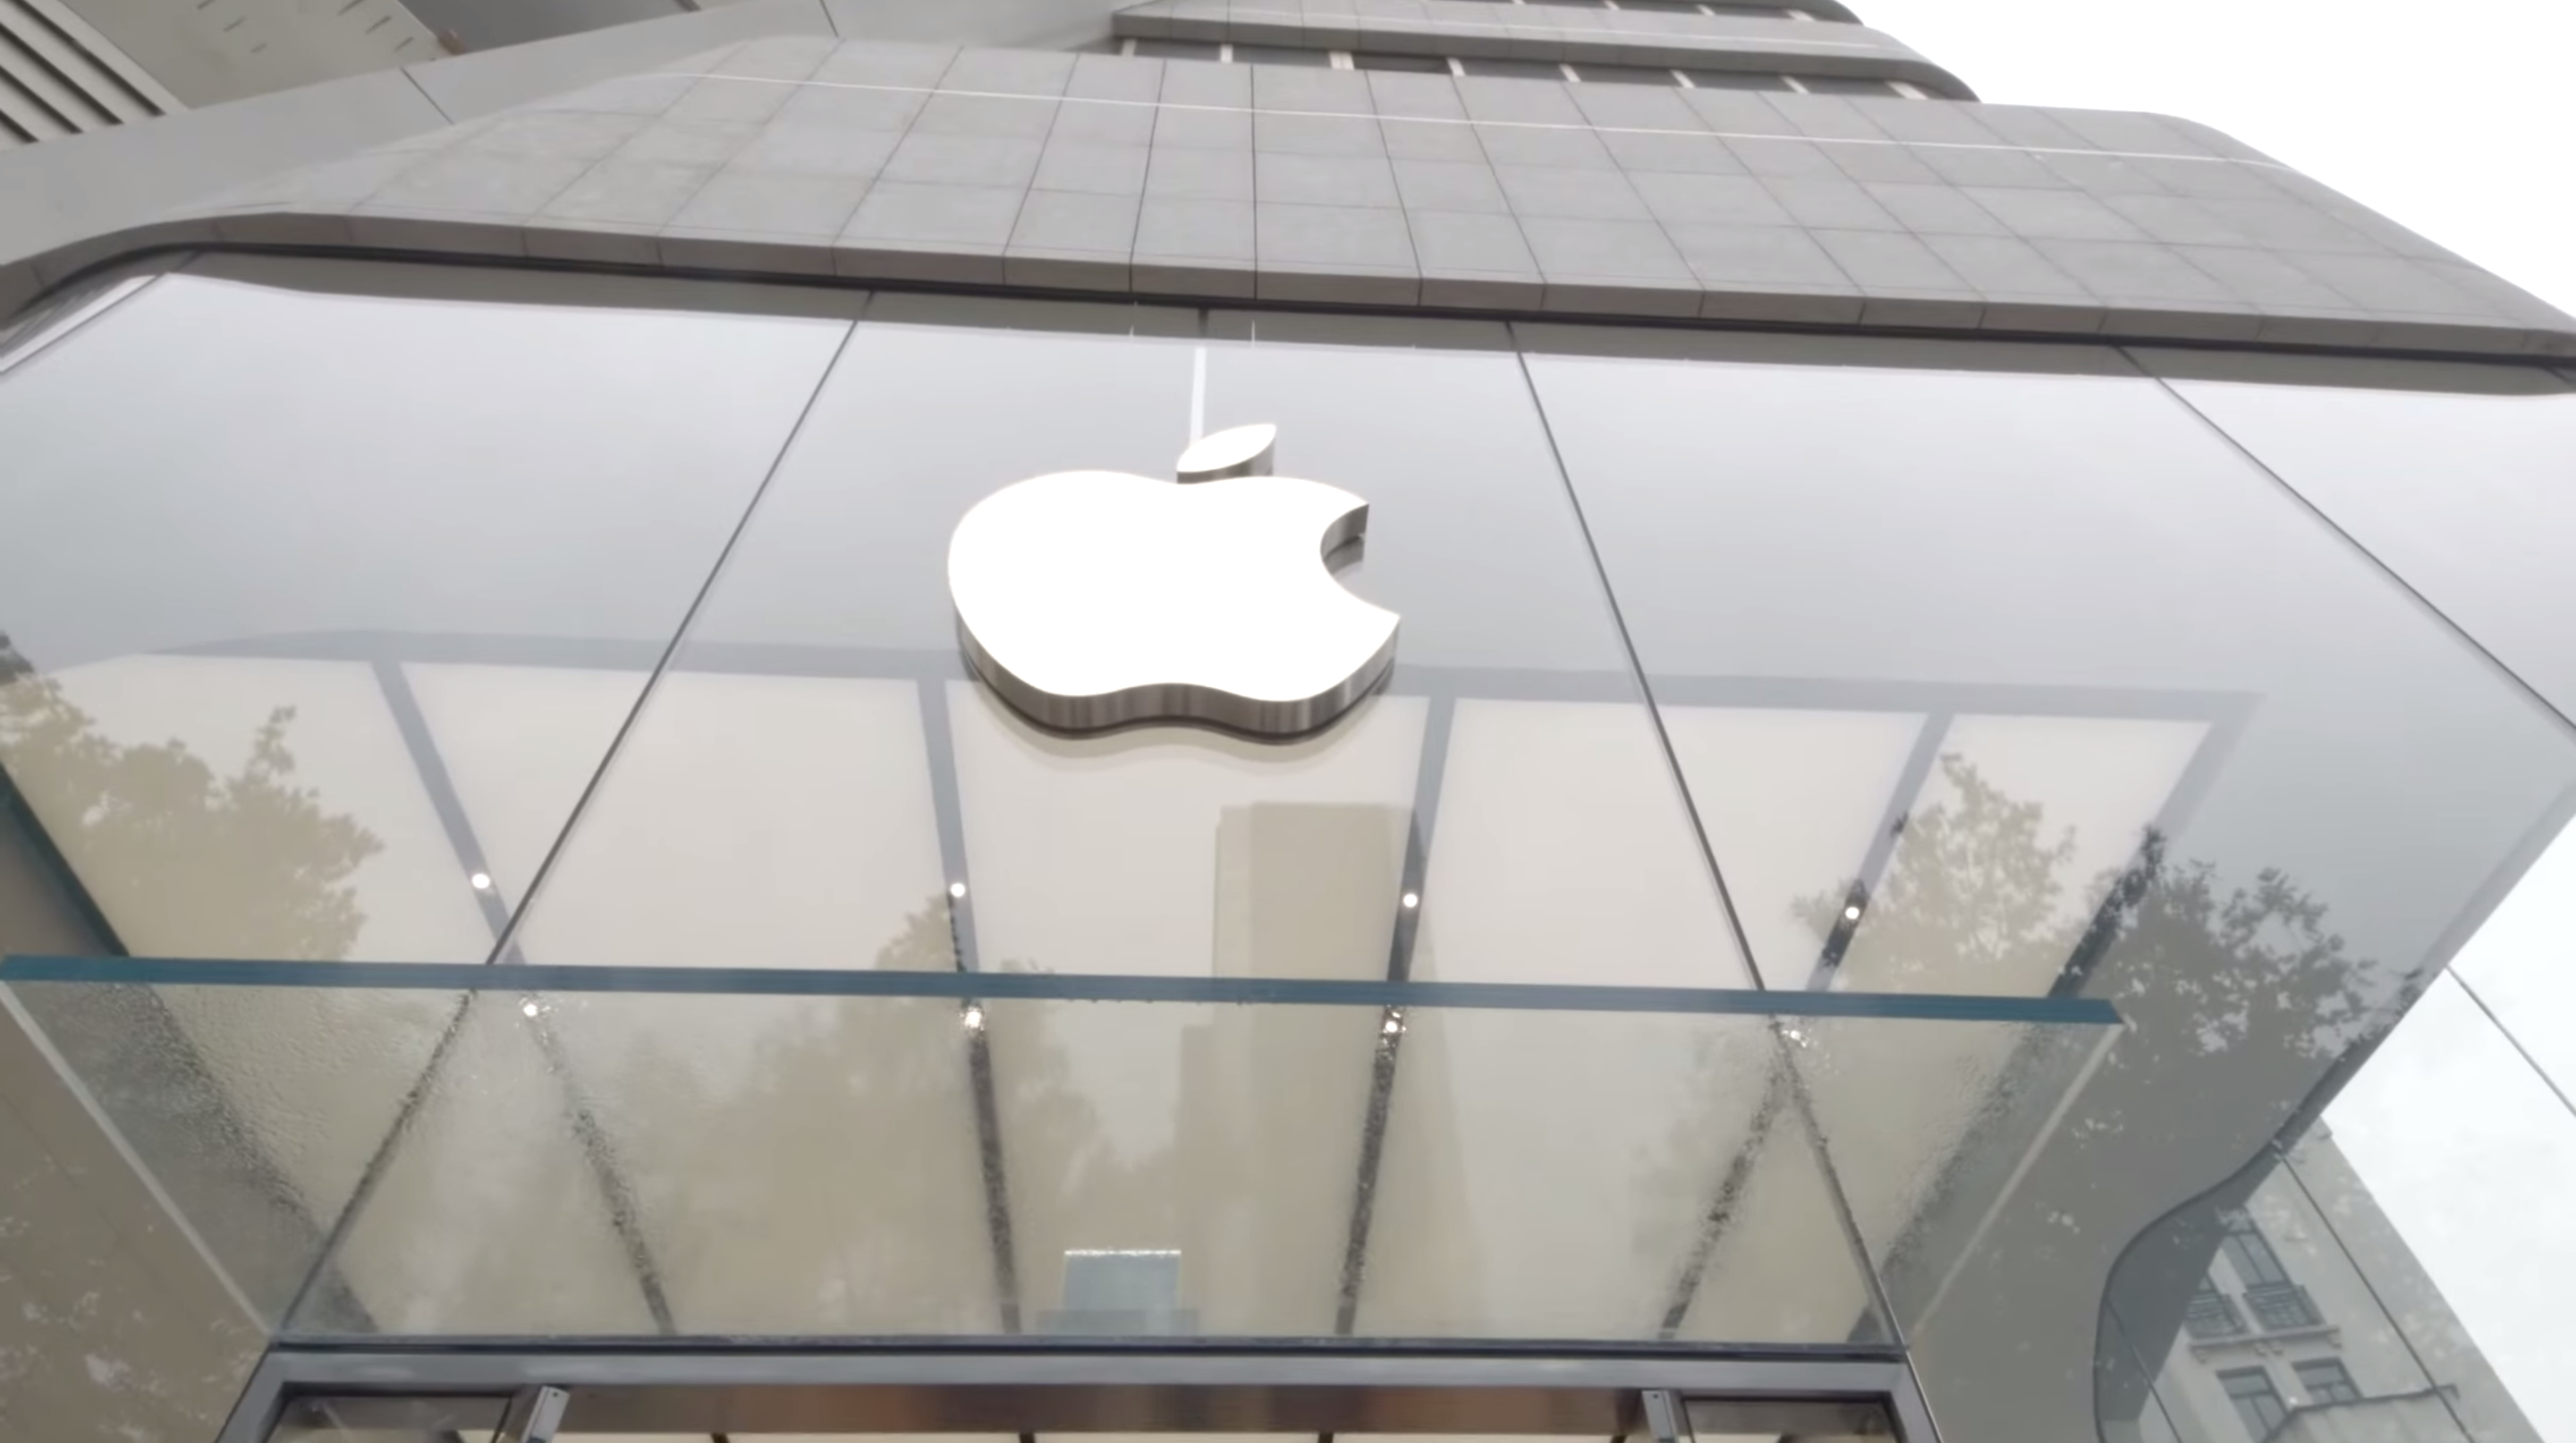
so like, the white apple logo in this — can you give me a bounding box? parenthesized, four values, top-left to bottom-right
(948, 423, 1399, 736)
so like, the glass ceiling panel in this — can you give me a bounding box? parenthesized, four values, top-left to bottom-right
(0, 957, 2113, 1348)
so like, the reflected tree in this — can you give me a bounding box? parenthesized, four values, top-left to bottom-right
(580, 894, 1152, 1335)
(0, 630, 382, 960)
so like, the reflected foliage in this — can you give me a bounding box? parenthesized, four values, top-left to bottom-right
(585, 895, 1148, 1333)
(0, 632, 381, 960)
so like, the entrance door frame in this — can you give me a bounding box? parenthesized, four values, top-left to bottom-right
(219, 1344, 1941, 1441)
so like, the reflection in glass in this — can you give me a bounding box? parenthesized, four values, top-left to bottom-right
(1522, 331, 2576, 1440)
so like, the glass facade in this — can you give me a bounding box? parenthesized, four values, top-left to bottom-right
(0, 254, 2572, 1443)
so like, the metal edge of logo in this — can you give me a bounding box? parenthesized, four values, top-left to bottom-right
(956, 613, 1399, 741)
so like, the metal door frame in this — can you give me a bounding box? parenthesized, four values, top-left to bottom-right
(219, 1344, 1943, 1441)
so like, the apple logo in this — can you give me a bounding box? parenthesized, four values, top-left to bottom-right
(948, 423, 1398, 736)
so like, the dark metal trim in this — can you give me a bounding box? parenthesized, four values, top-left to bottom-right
(0, 953, 2123, 1024)
(221, 1344, 1938, 1441)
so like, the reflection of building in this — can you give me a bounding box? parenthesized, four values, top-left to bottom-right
(4, 4, 2576, 1443)
(2111, 1126, 2539, 1443)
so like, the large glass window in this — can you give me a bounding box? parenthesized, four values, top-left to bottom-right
(1517, 326, 2576, 1440)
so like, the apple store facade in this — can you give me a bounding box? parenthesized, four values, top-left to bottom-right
(4, 250, 2576, 1443)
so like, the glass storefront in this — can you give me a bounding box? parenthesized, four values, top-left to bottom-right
(1, 254, 2571, 1443)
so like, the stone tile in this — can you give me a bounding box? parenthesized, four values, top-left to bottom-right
(1136, 196, 1257, 260)
(212, 208, 356, 246)
(667, 77, 800, 125)
(1666, 221, 1849, 291)
(1858, 293, 1987, 328)
(2129, 157, 2286, 200)
(464, 110, 649, 164)
(775, 84, 929, 132)
(1960, 186, 2148, 242)
(1698, 284, 1866, 325)
(1809, 229, 1973, 293)
(1070, 52, 1166, 104)
(1473, 123, 1613, 168)
(1569, 83, 1699, 131)
(1544, 273, 1702, 318)
(671, 170, 873, 237)
(813, 40, 956, 87)
(912, 91, 1061, 140)
(1974, 297, 2106, 334)
(1520, 215, 1691, 281)
(2190, 198, 2385, 254)
(1917, 233, 2092, 298)
(1821, 142, 1944, 185)
(1258, 153, 1402, 207)
(1676, 86, 1791, 136)
(1004, 248, 1131, 293)
(1456, 76, 1586, 125)
(1963, 105, 2088, 150)
(1035, 140, 1151, 195)
(1495, 164, 1648, 221)
(1052, 97, 1160, 145)
(1406, 208, 1538, 274)
(1631, 171, 1792, 227)
(942, 47, 1078, 95)
(1383, 118, 1488, 162)
(2032, 239, 2233, 303)
(2044, 106, 2209, 156)
(1257, 111, 1388, 156)
(1148, 146, 1255, 200)
(1159, 57, 1251, 109)
(1722, 136, 1845, 180)
(723, 36, 840, 81)
(347, 208, 527, 256)
(2288, 252, 2487, 315)
(1860, 182, 2007, 236)
(1763, 93, 1885, 143)
(841, 180, 1027, 247)
(1257, 202, 1418, 269)
(1133, 257, 1258, 300)
(729, 123, 903, 179)
(880, 132, 1046, 188)
(1838, 96, 2004, 146)
(2035, 150, 2172, 196)
(368, 151, 592, 217)
(2098, 302, 2264, 342)
(1251, 64, 1373, 112)
(1762, 176, 1901, 232)
(1601, 130, 1743, 174)
(1907, 144, 2067, 190)
(1258, 264, 1422, 308)
(1365, 70, 1466, 120)
(549, 74, 693, 119)
(1153, 104, 1255, 150)
(1420, 270, 1545, 310)
(535, 160, 717, 227)
(2097, 194, 2248, 246)
(1369, 157, 1503, 225)
(525, 218, 662, 266)
(1009, 188, 1140, 254)
(614, 117, 761, 167)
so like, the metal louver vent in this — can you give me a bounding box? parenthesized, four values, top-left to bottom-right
(0, 0, 175, 149)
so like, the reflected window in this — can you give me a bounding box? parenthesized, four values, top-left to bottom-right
(2219, 1368, 2289, 1439)
(2182, 1280, 2246, 1339)
(2294, 1358, 2360, 1405)
(2218, 1209, 2291, 1287)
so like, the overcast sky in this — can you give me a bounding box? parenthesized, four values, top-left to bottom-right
(1855, 0, 2576, 316)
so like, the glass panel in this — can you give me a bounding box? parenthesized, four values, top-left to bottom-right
(1199, 314, 1750, 989)
(0, 257, 850, 1349)
(266, 1395, 509, 1442)
(2138, 356, 2576, 723)
(1230, 44, 1335, 67)
(1791, 75, 1899, 96)
(1354, 53, 1453, 74)
(4, 962, 2112, 1346)
(1571, 65, 1680, 86)
(1520, 328, 2576, 1439)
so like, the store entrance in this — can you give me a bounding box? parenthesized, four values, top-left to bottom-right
(237, 1348, 1926, 1443)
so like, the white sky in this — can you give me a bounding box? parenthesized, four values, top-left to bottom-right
(1853, 0, 2576, 316)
